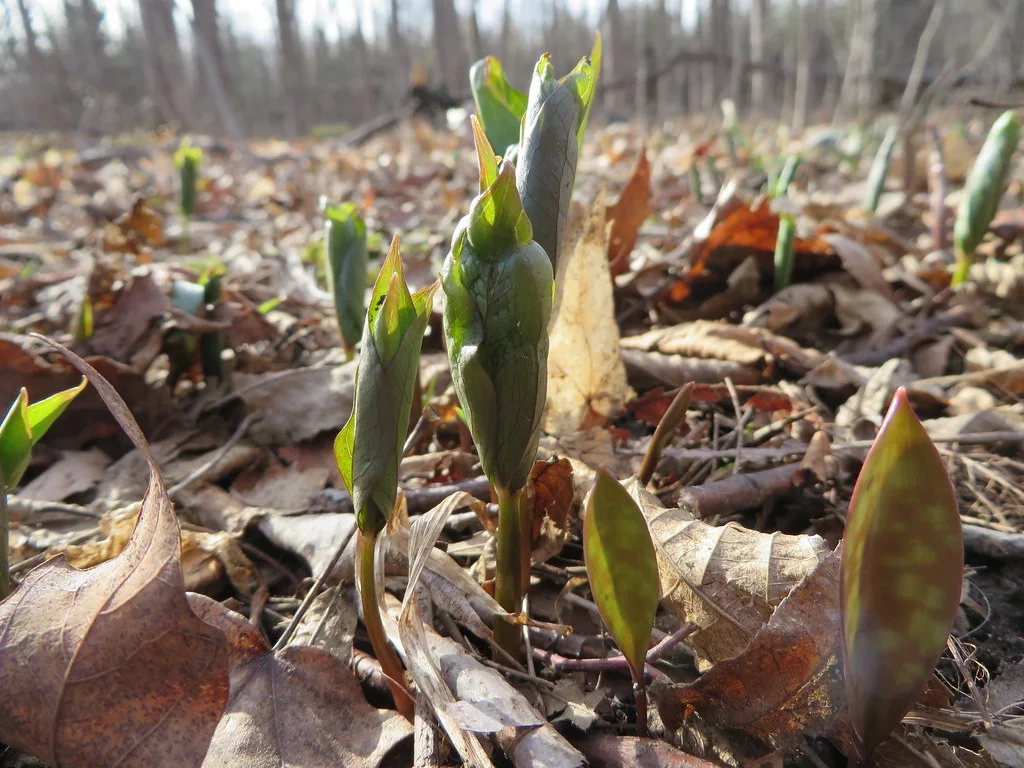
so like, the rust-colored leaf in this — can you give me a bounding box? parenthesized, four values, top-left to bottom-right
(530, 456, 575, 541)
(102, 196, 165, 254)
(189, 595, 413, 768)
(0, 338, 229, 768)
(664, 199, 835, 304)
(841, 386, 963, 759)
(607, 147, 653, 276)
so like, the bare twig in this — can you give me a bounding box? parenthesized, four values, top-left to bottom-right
(167, 414, 256, 498)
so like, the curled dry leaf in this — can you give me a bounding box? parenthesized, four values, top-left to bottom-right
(606, 146, 653, 276)
(189, 594, 413, 768)
(0, 339, 229, 768)
(653, 552, 854, 753)
(545, 199, 634, 434)
(626, 478, 831, 668)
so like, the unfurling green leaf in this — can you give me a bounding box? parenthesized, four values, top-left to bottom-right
(173, 139, 202, 218)
(335, 236, 435, 534)
(841, 386, 963, 760)
(515, 34, 600, 271)
(583, 469, 659, 682)
(470, 56, 527, 160)
(773, 153, 801, 198)
(323, 200, 369, 351)
(953, 111, 1020, 286)
(442, 127, 553, 495)
(863, 125, 898, 214)
(0, 380, 87, 489)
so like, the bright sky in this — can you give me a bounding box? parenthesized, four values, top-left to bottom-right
(33, 0, 699, 43)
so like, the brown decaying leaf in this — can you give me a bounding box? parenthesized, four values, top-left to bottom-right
(664, 198, 835, 303)
(652, 552, 854, 753)
(189, 595, 413, 768)
(607, 146, 653, 276)
(628, 479, 831, 668)
(89, 269, 170, 359)
(530, 457, 575, 541)
(101, 197, 166, 255)
(0, 339, 229, 768)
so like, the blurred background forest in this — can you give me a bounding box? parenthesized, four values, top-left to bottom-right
(2, 0, 1023, 138)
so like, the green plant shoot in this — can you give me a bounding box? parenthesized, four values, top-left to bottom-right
(863, 125, 898, 214)
(773, 153, 801, 199)
(335, 236, 434, 719)
(772, 153, 801, 291)
(841, 386, 962, 760)
(469, 56, 527, 160)
(323, 200, 369, 354)
(583, 469, 659, 737)
(0, 379, 87, 599)
(174, 139, 201, 253)
(953, 111, 1020, 286)
(515, 34, 600, 272)
(442, 118, 553, 655)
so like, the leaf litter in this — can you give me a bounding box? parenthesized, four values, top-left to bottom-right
(2, 115, 1024, 768)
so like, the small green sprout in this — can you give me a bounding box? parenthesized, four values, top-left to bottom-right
(583, 470, 659, 737)
(322, 200, 369, 354)
(335, 236, 435, 719)
(174, 138, 202, 250)
(953, 111, 1019, 286)
(469, 55, 527, 160)
(772, 153, 801, 291)
(0, 380, 87, 598)
(841, 387, 962, 760)
(863, 125, 898, 214)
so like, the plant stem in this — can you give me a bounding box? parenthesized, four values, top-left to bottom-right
(493, 484, 528, 658)
(638, 382, 693, 486)
(634, 677, 648, 738)
(357, 528, 414, 720)
(0, 487, 11, 599)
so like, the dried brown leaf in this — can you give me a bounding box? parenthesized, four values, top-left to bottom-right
(189, 595, 412, 768)
(607, 147, 653, 276)
(0, 340, 229, 768)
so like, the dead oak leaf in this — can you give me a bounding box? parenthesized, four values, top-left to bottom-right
(0, 340, 229, 768)
(188, 595, 413, 768)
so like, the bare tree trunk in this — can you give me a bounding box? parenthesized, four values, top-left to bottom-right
(467, 0, 483, 65)
(275, 0, 309, 135)
(710, 0, 731, 102)
(729, 2, 745, 105)
(635, 3, 649, 128)
(856, 0, 879, 117)
(603, 0, 625, 114)
(699, 2, 715, 110)
(792, 0, 811, 131)
(14, 0, 47, 125)
(780, 0, 796, 123)
(430, 0, 468, 97)
(389, 0, 410, 110)
(750, 0, 769, 113)
(138, 0, 191, 126)
(191, 0, 232, 114)
(654, 0, 673, 117)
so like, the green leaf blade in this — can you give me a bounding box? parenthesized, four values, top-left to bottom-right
(841, 386, 963, 760)
(0, 390, 32, 489)
(25, 378, 87, 447)
(323, 200, 369, 350)
(469, 56, 527, 159)
(583, 469, 659, 681)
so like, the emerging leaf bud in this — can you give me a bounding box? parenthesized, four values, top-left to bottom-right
(442, 122, 553, 495)
(173, 139, 202, 219)
(335, 238, 435, 534)
(322, 200, 369, 351)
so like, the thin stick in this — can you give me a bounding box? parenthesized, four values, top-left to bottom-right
(723, 377, 746, 476)
(273, 523, 357, 651)
(167, 413, 255, 497)
(638, 382, 693, 486)
(4, 497, 101, 519)
(1, 487, 11, 599)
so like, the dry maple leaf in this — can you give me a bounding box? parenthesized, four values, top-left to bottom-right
(189, 594, 413, 768)
(0, 338, 230, 768)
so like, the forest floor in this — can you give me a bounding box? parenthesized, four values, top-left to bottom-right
(1, 115, 1023, 767)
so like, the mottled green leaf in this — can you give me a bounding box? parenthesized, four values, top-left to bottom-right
(323, 200, 369, 350)
(469, 56, 527, 159)
(841, 386, 963, 760)
(583, 469, 659, 681)
(953, 111, 1020, 285)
